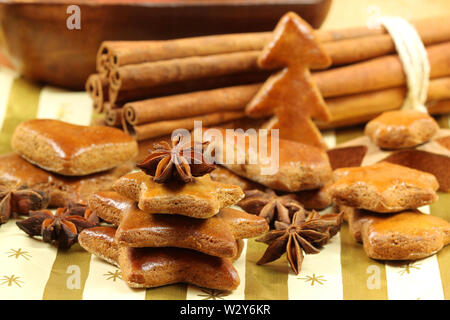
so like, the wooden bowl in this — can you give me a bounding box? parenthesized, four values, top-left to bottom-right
(0, 0, 331, 89)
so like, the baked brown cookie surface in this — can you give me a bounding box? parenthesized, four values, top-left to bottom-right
(343, 206, 450, 260)
(88, 191, 268, 258)
(117, 207, 239, 258)
(210, 166, 264, 191)
(293, 184, 332, 210)
(0, 153, 133, 207)
(365, 110, 439, 149)
(113, 172, 244, 218)
(118, 246, 240, 290)
(79, 226, 240, 290)
(330, 162, 439, 213)
(88, 191, 134, 225)
(78, 226, 119, 266)
(204, 131, 333, 192)
(12, 119, 138, 176)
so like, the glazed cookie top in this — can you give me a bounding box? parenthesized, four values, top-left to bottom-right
(333, 162, 439, 193)
(343, 206, 450, 261)
(365, 110, 439, 149)
(330, 162, 439, 212)
(204, 130, 333, 192)
(113, 172, 244, 218)
(12, 119, 138, 176)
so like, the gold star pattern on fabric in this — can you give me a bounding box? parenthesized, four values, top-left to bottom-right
(397, 262, 421, 276)
(245, 12, 331, 149)
(299, 273, 326, 286)
(6, 248, 31, 260)
(0, 275, 24, 287)
(103, 269, 122, 282)
(197, 288, 230, 300)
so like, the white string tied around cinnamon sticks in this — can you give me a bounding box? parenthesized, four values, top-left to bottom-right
(377, 16, 430, 113)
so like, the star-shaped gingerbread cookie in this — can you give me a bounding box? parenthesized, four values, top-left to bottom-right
(78, 226, 240, 290)
(113, 172, 244, 218)
(332, 128, 450, 192)
(88, 191, 268, 258)
(342, 205, 450, 260)
(329, 162, 439, 213)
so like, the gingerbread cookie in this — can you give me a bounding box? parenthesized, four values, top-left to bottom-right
(88, 191, 268, 258)
(342, 206, 450, 260)
(12, 119, 138, 176)
(78, 226, 119, 266)
(88, 191, 134, 225)
(334, 129, 450, 192)
(383, 148, 450, 192)
(79, 226, 240, 290)
(208, 165, 332, 209)
(118, 246, 240, 290)
(293, 184, 332, 210)
(210, 166, 264, 191)
(327, 146, 368, 170)
(118, 207, 238, 258)
(0, 153, 133, 208)
(245, 12, 331, 149)
(113, 172, 244, 218)
(330, 162, 439, 213)
(365, 110, 439, 149)
(204, 130, 332, 192)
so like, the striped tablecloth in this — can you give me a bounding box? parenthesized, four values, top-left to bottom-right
(0, 67, 449, 300)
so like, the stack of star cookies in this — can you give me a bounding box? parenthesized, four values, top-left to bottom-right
(328, 110, 450, 260)
(79, 135, 268, 290)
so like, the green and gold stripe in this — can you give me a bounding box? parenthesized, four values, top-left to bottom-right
(340, 224, 388, 299)
(42, 244, 92, 300)
(0, 78, 41, 154)
(146, 284, 187, 300)
(431, 192, 450, 300)
(244, 239, 289, 300)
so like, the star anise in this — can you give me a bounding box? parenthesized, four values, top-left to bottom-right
(0, 184, 49, 224)
(16, 202, 99, 249)
(256, 208, 343, 274)
(137, 134, 216, 183)
(238, 189, 303, 227)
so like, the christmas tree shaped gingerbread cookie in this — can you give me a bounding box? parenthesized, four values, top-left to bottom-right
(246, 12, 332, 149)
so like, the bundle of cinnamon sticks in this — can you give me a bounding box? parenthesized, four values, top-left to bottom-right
(87, 16, 450, 141)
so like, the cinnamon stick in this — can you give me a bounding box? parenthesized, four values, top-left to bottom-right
(105, 108, 123, 127)
(317, 77, 450, 129)
(105, 16, 450, 80)
(110, 51, 261, 92)
(120, 64, 450, 131)
(107, 39, 450, 100)
(85, 74, 109, 113)
(123, 111, 245, 141)
(324, 16, 450, 65)
(105, 27, 375, 69)
(427, 99, 450, 114)
(313, 41, 450, 98)
(124, 84, 261, 125)
(96, 41, 135, 75)
(108, 33, 272, 69)
(121, 77, 450, 139)
(128, 76, 450, 131)
(109, 70, 270, 106)
(106, 17, 450, 68)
